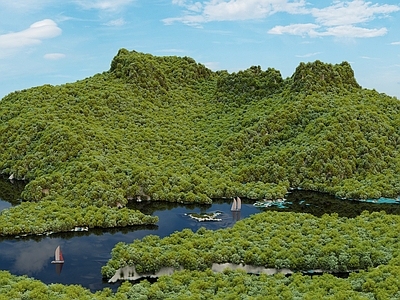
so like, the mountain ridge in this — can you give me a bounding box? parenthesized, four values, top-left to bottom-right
(0, 49, 399, 234)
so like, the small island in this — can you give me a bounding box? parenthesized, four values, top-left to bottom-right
(185, 211, 222, 222)
(253, 198, 289, 208)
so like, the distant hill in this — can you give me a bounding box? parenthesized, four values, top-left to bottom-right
(1, 48, 399, 213)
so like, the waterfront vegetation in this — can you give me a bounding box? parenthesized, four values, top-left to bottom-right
(1, 49, 400, 297)
(0, 200, 158, 236)
(102, 210, 399, 277)
(2, 264, 400, 299)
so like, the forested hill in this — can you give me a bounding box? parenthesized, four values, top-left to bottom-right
(1, 48, 399, 214)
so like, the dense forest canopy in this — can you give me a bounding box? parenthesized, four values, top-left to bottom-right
(102, 210, 399, 277)
(290, 60, 361, 93)
(1, 48, 400, 299)
(0, 49, 399, 235)
(2, 265, 400, 299)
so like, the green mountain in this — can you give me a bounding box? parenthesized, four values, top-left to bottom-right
(0, 49, 399, 234)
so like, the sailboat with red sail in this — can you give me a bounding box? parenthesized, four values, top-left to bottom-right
(51, 246, 64, 264)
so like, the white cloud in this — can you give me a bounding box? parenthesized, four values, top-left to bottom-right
(156, 48, 186, 53)
(391, 41, 400, 45)
(174, 0, 203, 13)
(163, 15, 206, 27)
(311, 0, 400, 27)
(172, 0, 187, 5)
(171, 0, 204, 12)
(268, 23, 320, 37)
(320, 25, 387, 38)
(44, 53, 66, 60)
(360, 56, 379, 60)
(167, 0, 400, 39)
(0, 19, 62, 50)
(74, 0, 135, 11)
(104, 18, 126, 26)
(204, 61, 220, 70)
(164, 0, 307, 25)
(269, 23, 387, 38)
(269, 1, 398, 38)
(296, 52, 321, 58)
(202, 1, 283, 21)
(0, 0, 53, 12)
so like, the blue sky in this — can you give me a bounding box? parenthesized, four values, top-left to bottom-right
(0, 0, 399, 99)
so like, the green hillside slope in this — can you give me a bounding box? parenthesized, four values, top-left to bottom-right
(0, 49, 399, 234)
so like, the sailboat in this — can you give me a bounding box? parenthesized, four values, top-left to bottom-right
(231, 196, 242, 212)
(51, 246, 64, 264)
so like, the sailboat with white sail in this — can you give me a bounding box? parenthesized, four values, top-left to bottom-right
(231, 196, 242, 212)
(51, 246, 64, 264)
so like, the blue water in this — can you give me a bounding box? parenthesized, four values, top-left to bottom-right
(0, 198, 261, 291)
(1, 176, 400, 291)
(362, 197, 400, 204)
(0, 200, 10, 211)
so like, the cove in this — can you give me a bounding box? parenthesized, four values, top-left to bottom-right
(0, 197, 262, 291)
(1, 176, 400, 291)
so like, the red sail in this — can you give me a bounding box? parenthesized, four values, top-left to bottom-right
(59, 249, 64, 261)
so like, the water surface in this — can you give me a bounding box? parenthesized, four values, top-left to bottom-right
(1, 177, 400, 291)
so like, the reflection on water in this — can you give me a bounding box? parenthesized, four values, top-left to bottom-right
(0, 199, 10, 211)
(0, 226, 160, 291)
(279, 190, 400, 218)
(0, 239, 57, 276)
(1, 173, 400, 291)
(10, 239, 59, 275)
(0, 201, 258, 291)
(232, 211, 241, 222)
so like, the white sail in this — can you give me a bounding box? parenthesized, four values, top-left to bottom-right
(231, 198, 237, 211)
(236, 197, 242, 210)
(51, 246, 64, 264)
(231, 197, 241, 212)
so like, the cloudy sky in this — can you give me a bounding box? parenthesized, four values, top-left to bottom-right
(0, 0, 399, 98)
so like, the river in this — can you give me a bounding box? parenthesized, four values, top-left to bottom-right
(0, 176, 400, 291)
